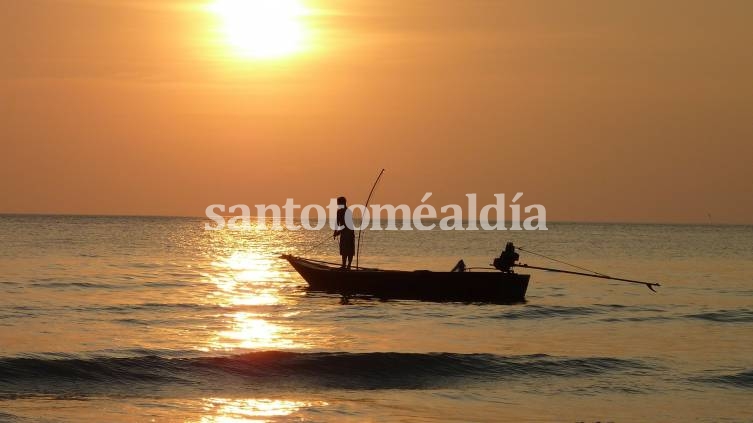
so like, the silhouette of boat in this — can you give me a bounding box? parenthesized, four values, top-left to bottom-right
(282, 243, 529, 303)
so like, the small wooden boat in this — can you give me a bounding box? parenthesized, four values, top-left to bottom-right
(283, 240, 661, 302)
(282, 243, 530, 303)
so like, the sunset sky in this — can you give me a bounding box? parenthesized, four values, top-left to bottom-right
(2, 0, 752, 223)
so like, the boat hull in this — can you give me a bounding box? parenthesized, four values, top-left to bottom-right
(283, 255, 529, 303)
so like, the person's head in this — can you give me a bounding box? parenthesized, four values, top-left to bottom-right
(337, 196, 347, 208)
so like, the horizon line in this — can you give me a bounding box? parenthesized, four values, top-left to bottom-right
(0, 212, 748, 227)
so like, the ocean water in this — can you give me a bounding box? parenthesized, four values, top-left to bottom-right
(0, 215, 752, 422)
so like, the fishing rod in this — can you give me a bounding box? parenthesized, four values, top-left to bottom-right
(514, 263, 661, 292)
(516, 246, 608, 277)
(355, 168, 385, 270)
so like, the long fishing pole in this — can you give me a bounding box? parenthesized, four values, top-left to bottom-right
(355, 168, 385, 270)
(517, 246, 608, 277)
(515, 263, 661, 292)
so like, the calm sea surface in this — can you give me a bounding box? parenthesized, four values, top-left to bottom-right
(0, 215, 752, 422)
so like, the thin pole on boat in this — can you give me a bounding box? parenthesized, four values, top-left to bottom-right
(515, 263, 661, 292)
(516, 246, 608, 277)
(355, 168, 385, 270)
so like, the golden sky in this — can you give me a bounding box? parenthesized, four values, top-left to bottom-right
(1, 0, 752, 223)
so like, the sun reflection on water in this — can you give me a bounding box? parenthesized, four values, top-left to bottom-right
(215, 312, 300, 350)
(215, 251, 285, 283)
(205, 248, 311, 351)
(200, 398, 328, 423)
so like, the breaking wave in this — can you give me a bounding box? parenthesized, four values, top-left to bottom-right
(0, 351, 647, 395)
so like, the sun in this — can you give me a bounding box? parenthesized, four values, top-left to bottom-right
(208, 0, 309, 59)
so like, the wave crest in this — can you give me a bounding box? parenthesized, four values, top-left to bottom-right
(0, 351, 646, 394)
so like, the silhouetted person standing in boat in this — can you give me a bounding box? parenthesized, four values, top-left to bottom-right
(333, 196, 355, 269)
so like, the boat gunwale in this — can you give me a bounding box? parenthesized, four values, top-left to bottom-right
(283, 255, 510, 274)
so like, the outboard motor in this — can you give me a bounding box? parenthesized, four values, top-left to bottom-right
(493, 242, 520, 272)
